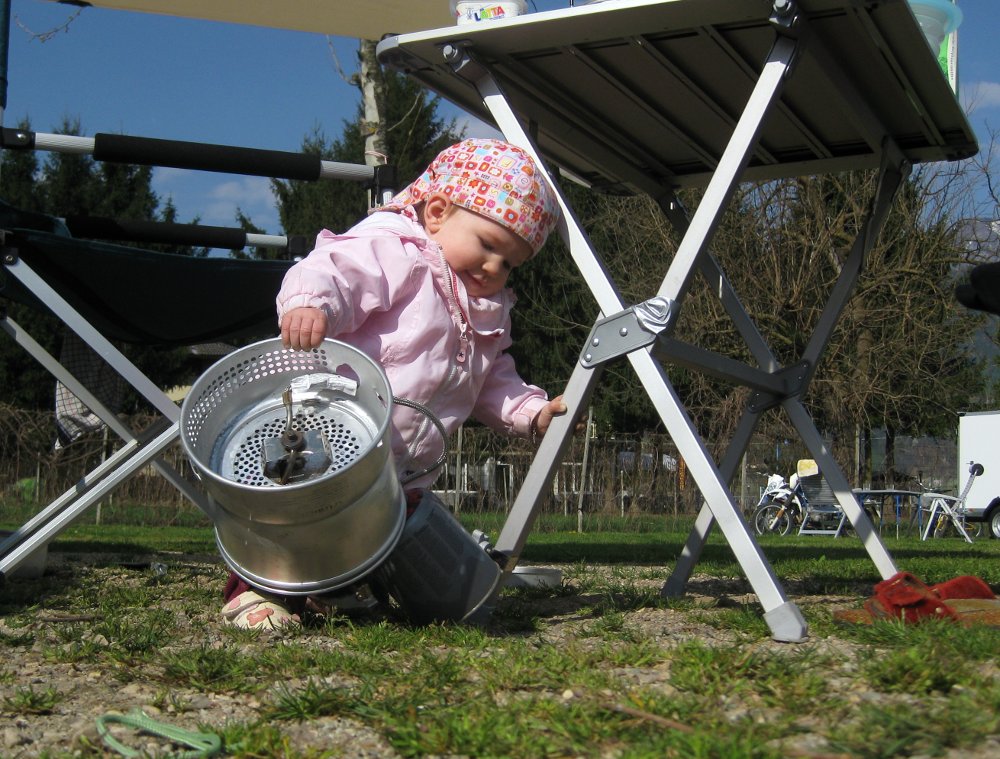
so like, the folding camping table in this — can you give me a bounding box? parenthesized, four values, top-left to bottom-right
(377, 0, 978, 641)
(0, 129, 396, 580)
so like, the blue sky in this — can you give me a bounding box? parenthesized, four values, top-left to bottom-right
(3, 0, 998, 236)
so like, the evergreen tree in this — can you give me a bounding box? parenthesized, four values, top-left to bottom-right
(273, 66, 462, 242)
(0, 120, 43, 213)
(272, 126, 347, 241)
(505, 181, 662, 433)
(38, 118, 99, 217)
(94, 161, 158, 221)
(270, 61, 660, 429)
(0, 118, 198, 411)
(0, 119, 65, 409)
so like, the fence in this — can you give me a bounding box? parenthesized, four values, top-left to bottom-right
(430, 424, 695, 517)
(0, 403, 702, 521)
(0, 403, 201, 525)
(0, 402, 956, 526)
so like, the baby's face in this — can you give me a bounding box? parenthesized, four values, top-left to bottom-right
(430, 205, 533, 297)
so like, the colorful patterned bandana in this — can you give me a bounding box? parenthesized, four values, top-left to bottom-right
(380, 138, 559, 255)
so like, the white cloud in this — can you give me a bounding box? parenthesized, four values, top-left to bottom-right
(151, 171, 280, 234)
(962, 81, 1000, 114)
(207, 176, 275, 212)
(204, 177, 279, 231)
(150, 166, 194, 186)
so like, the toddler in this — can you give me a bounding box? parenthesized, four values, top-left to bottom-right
(222, 138, 567, 629)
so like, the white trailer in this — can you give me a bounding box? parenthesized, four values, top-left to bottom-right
(957, 410, 1000, 538)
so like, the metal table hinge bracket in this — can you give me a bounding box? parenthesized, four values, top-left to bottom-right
(580, 297, 673, 368)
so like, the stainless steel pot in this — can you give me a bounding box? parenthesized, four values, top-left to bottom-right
(180, 338, 404, 595)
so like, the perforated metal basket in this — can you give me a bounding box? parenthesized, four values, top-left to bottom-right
(180, 338, 405, 595)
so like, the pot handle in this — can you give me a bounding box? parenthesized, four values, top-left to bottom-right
(393, 396, 449, 486)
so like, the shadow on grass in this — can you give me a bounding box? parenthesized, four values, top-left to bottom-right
(45, 525, 218, 557)
(519, 532, 1000, 594)
(519, 534, 880, 564)
(48, 539, 158, 554)
(522, 532, 999, 560)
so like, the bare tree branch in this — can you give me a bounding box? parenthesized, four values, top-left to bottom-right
(14, 8, 85, 43)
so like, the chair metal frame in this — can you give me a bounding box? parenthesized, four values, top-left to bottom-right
(0, 257, 201, 576)
(0, 132, 394, 580)
(919, 463, 983, 543)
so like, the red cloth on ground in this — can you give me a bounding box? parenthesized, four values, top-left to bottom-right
(930, 575, 996, 600)
(872, 572, 996, 624)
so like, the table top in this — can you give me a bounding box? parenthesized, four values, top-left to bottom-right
(378, 0, 978, 195)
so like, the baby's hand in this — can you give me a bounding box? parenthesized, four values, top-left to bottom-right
(533, 395, 570, 439)
(280, 307, 328, 350)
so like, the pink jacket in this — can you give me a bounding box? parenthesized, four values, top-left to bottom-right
(276, 210, 549, 488)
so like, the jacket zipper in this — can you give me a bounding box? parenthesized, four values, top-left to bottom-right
(440, 248, 470, 364)
(401, 248, 468, 480)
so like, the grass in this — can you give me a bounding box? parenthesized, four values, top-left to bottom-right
(3, 684, 64, 716)
(1, 514, 999, 757)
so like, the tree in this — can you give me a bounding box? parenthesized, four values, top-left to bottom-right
(272, 48, 462, 242)
(542, 163, 990, 483)
(267, 43, 993, 480)
(720, 171, 982, 481)
(1, 119, 71, 409)
(0, 122, 43, 213)
(506, 181, 663, 433)
(0, 118, 200, 411)
(37, 118, 99, 217)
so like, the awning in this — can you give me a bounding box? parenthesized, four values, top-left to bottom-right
(44, 1, 452, 39)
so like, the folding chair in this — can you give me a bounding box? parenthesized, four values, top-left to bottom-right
(920, 462, 983, 543)
(0, 131, 395, 579)
(377, 0, 977, 641)
(920, 494, 973, 543)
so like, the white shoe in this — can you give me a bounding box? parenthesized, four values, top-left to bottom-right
(221, 590, 300, 630)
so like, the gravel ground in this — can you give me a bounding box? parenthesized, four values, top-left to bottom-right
(2, 552, 999, 758)
(2, 553, 405, 758)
